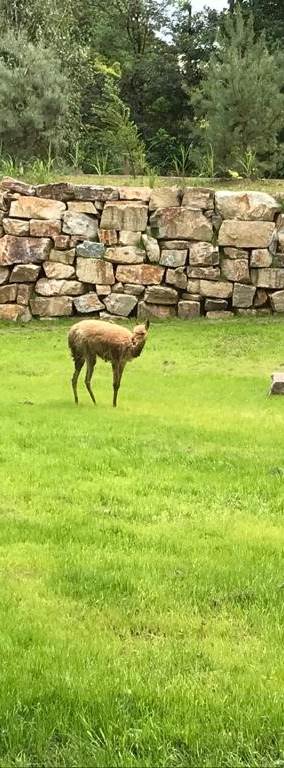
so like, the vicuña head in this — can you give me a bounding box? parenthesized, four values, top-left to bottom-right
(68, 318, 150, 408)
(131, 321, 150, 357)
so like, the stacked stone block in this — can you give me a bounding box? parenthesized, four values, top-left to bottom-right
(0, 177, 283, 321)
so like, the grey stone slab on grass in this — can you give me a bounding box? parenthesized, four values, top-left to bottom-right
(270, 372, 284, 395)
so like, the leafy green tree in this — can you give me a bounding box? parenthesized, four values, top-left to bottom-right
(92, 0, 188, 171)
(228, 0, 284, 47)
(96, 0, 171, 58)
(0, 0, 73, 44)
(171, 1, 223, 169)
(173, 1, 222, 93)
(0, 0, 209, 174)
(0, 30, 71, 160)
(192, 7, 284, 176)
(121, 40, 189, 136)
(146, 129, 178, 174)
(82, 58, 146, 175)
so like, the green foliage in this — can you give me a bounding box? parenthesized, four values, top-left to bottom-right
(27, 150, 57, 184)
(0, 151, 24, 177)
(121, 42, 189, 160)
(92, 1, 190, 173)
(198, 143, 218, 179)
(101, 104, 146, 177)
(228, 0, 284, 47)
(174, 2, 222, 94)
(147, 129, 178, 175)
(227, 147, 259, 180)
(90, 151, 114, 176)
(67, 141, 85, 174)
(96, 0, 171, 57)
(236, 147, 258, 179)
(171, 143, 193, 177)
(0, 140, 62, 182)
(0, 0, 283, 177)
(0, 29, 71, 160)
(146, 166, 159, 188)
(84, 59, 146, 176)
(193, 7, 284, 176)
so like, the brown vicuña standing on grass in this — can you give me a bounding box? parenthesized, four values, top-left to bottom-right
(68, 319, 150, 407)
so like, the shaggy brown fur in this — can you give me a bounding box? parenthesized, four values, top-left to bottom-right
(68, 318, 150, 407)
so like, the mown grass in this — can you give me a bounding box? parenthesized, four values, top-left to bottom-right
(0, 317, 284, 767)
(61, 174, 284, 197)
(2, 171, 284, 196)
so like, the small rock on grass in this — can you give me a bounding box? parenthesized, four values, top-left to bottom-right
(270, 372, 284, 395)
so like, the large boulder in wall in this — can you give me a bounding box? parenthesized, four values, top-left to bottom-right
(30, 296, 73, 316)
(10, 196, 66, 220)
(0, 236, 51, 265)
(150, 207, 213, 242)
(219, 220, 275, 249)
(215, 191, 280, 221)
(100, 201, 148, 232)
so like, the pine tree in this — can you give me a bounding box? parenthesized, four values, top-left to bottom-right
(193, 6, 284, 176)
(228, 0, 284, 47)
(0, 29, 71, 159)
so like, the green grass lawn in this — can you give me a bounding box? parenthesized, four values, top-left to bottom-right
(59, 174, 284, 197)
(2, 171, 284, 197)
(0, 317, 284, 767)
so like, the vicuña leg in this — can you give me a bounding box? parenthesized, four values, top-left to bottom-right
(72, 357, 84, 405)
(112, 360, 125, 407)
(85, 355, 97, 405)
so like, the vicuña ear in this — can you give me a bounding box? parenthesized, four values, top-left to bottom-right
(145, 319, 150, 330)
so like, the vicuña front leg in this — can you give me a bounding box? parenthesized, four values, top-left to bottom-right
(112, 361, 125, 407)
(85, 356, 97, 405)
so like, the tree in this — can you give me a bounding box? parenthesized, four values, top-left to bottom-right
(96, 0, 171, 57)
(0, 0, 74, 44)
(173, 1, 222, 93)
(192, 7, 284, 176)
(0, 30, 71, 160)
(228, 0, 284, 47)
(82, 58, 146, 175)
(172, 1, 223, 162)
(0, 0, 219, 174)
(121, 39, 189, 136)
(90, 0, 189, 171)
(0, 0, 148, 171)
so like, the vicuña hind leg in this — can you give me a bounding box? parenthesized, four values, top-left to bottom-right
(72, 358, 84, 405)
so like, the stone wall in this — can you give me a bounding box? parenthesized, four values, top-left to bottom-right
(0, 176, 283, 322)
